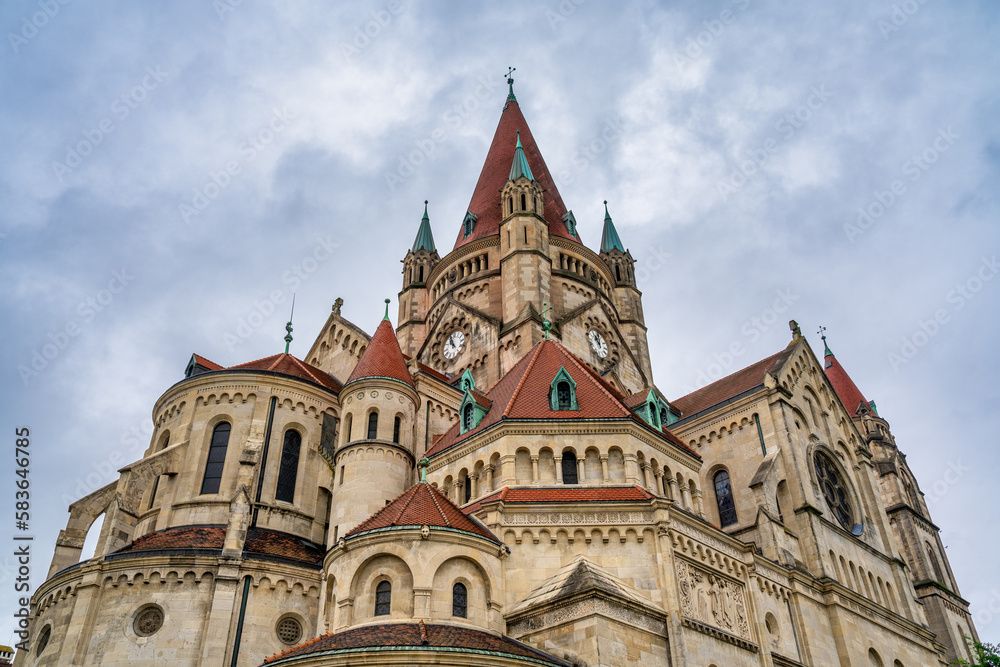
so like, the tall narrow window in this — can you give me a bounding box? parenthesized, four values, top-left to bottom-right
(463, 403, 474, 431)
(418, 266, 424, 282)
(562, 452, 578, 484)
(374, 581, 391, 616)
(616, 265, 622, 282)
(275, 429, 301, 503)
(367, 412, 378, 440)
(453, 582, 468, 618)
(343, 414, 352, 444)
(392, 417, 401, 444)
(714, 470, 737, 527)
(200, 423, 231, 494)
(464, 477, 471, 503)
(520, 193, 526, 210)
(507, 196, 513, 215)
(147, 477, 160, 509)
(557, 381, 572, 410)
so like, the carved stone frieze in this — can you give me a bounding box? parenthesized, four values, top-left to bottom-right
(505, 511, 652, 526)
(676, 557, 752, 641)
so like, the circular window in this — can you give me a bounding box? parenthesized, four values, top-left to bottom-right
(814, 452, 852, 529)
(276, 616, 303, 645)
(133, 605, 164, 637)
(36, 625, 51, 655)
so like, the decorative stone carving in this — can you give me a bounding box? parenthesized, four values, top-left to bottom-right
(676, 558, 751, 641)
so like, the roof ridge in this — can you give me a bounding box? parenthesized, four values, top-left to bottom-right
(424, 483, 453, 527)
(553, 341, 631, 416)
(503, 342, 544, 417)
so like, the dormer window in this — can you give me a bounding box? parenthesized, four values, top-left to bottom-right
(549, 367, 578, 411)
(462, 211, 478, 238)
(459, 388, 487, 434)
(562, 211, 578, 238)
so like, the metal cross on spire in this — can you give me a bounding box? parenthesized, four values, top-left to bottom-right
(817, 325, 827, 342)
(506, 66, 517, 102)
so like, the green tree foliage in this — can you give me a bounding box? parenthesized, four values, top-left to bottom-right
(952, 639, 1000, 667)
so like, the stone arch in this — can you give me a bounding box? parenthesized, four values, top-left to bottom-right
(429, 554, 495, 625)
(515, 448, 532, 484)
(607, 447, 625, 482)
(584, 447, 602, 482)
(538, 447, 555, 482)
(349, 553, 414, 622)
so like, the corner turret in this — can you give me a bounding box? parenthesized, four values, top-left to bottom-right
(398, 202, 440, 357)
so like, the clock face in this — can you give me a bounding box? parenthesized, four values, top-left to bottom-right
(588, 330, 608, 358)
(443, 331, 465, 359)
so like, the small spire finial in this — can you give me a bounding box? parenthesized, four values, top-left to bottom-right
(540, 301, 553, 340)
(423, 200, 429, 218)
(284, 294, 296, 354)
(418, 457, 430, 483)
(506, 67, 516, 102)
(383, 298, 391, 321)
(818, 325, 832, 356)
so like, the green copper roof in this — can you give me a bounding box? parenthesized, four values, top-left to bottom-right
(600, 201, 624, 253)
(411, 200, 436, 253)
(508, 130, 534, 182)
(383, 298, 391, 321)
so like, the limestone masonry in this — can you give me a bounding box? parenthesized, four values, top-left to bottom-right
(18, 79, 978, 666)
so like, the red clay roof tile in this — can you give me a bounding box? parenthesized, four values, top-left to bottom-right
(345, 482, 499, 543)
(112, 525, 323, 566)
(465, 486, 654, 510)
(454, 99, 578, 251)
(263, 622, 569, 665)
(192, 354, 224, 371)
(823, 350, 870, 416)
(671, 347, 794, 418)
(228, 353, 342, 393)
(345, 318, 414, 388)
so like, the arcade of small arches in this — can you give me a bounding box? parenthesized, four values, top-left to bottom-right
(432, 445, 706, 516)
(338, 407, 408, 449)
(826, 548, 901, 615)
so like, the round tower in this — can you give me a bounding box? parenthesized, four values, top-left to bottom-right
(330, 300, 419, 545)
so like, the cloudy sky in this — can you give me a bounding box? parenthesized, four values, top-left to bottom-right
(1, 0, 998, 648)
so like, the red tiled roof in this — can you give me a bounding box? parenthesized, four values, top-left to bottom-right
(228, 353, 342, 393)
(465, 486, 654, 513)
(427, 340, 695, 460)
(192, 354, 224, 371)
(243, 527, 324, 565)
(345, 482, 499, 543)
(672, 347, 795, 418)
(824, 350, 870, 416)
(112, 525, 323, 566)
(345, 318, 414, 388)
(113, 525, 225, 553)
(454, 99, 577, 250)
(264, 621, 569, 665)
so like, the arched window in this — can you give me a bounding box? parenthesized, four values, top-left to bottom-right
(507, 196, 513, 216)
(418, 266, 424, 282)
(200, 422, 231, 495)
(814, 451, 853, 529)
(463, 403, 475, 431)
(925, 542, 945, 582)
(275, 429, 301, 503)
(868, 648, 884, 667)
(533, 196, 537, 211)
(562, 452, 578, 484)
(659, 406, 669, 425)
(453, 582, 468, 618)
(557, 382, 572, 410)
(374, 581, 391, 616)
(392, 417, 401, 444)
(464, 477, 472, 503)
(343, 413, 352, 444)
(520, 193, 526, 210)
(616, 265, 622, 281)
(367, 411, 379, 440)
(714, 470, 737, 527)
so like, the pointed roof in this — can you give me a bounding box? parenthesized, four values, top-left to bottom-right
(600, 201, 625, 253)
(426, 339, 696, 458)
(227, 353, 342, 393)
(411, 200, 436, 253)
(344, 482, 499, 543)
(507, 555, 659, 617)
(823, 343, 872, 417)
(508, 130, 535, 181)
(344, 315, 414, 388)
(672, 347, 795, 419)
(455, 96, 575, 249)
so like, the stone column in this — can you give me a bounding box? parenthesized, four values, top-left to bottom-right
(455, 480, 465, 504)
(413, 587, 432, 619)
(600, 456, 609, 483)
(653, 469, 663, 496)
(485, 465, 494, 491)
(577, 457, 585, 484)
(555, 456, 563, 483)
(641, 463, 652, 491)
(470, 473, 479, 499)
(679, 482, 691, 511)
(531, 456, 539, 484)
(693, 488, 706, 518)
(667, 478, 678, 502)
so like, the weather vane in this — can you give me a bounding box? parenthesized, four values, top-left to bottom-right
(506, 66, 516, 102)
(284, 294, 295, 354)
(817, 325, 827, 342)
(540, 301, 553, 340)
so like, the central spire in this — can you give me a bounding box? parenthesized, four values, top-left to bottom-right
(453, 74, 575, 250)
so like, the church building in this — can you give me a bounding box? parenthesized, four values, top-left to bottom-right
(18, 76, 978, 666)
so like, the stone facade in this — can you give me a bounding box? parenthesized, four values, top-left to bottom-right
(16, 84, 977, 667)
